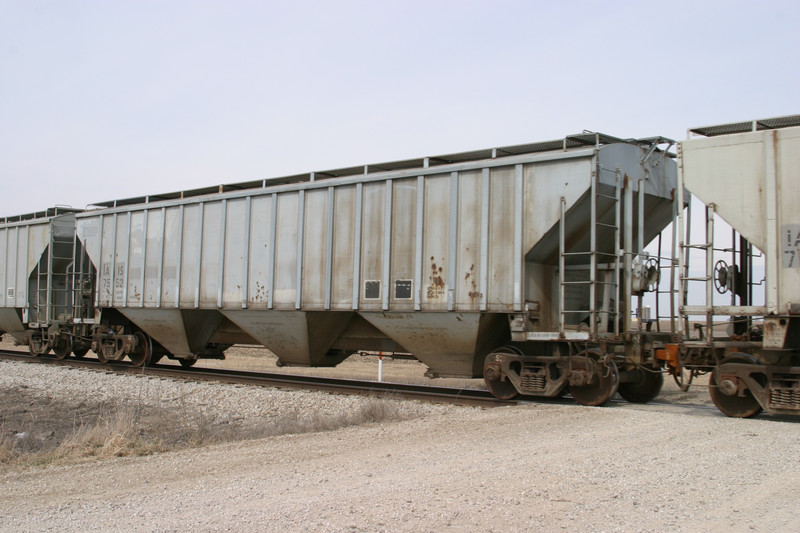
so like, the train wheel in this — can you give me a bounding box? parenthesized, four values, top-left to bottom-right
(52, 336, 72, 360)
(128, 331, 153, 367)
(483, 347, 521, 400)
(618, 369, 663, 403)
(569, 351, 619, 406)
(709, 355, 763, 418)
(179, 358, 197, 368)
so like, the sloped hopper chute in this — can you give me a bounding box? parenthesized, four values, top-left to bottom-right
(117, 309, 223, 356)
(357, 312, 508, 378)
(221, 310, 353, 366)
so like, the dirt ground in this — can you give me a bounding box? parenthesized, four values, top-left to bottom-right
(3, 335, 800, 531)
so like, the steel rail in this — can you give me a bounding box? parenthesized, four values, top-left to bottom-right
(0, 349, 514, 408)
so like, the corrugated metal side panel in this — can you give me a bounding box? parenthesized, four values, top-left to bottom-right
(222, 198, 247, 307)
(777, 128, 800, 311)
(247, 195, 272, 306)
(8, 225, 22, 308)
(15, 226, 27, 308)
(164, 207, 184, 307)
(198, 202, 222, 308)
(0, 227, 13, 308)
(125, 211, 144, 306)
(455, 169, 482, 310)
(389, 177, 417, 311)
(113, 213, 130, 305)
(95, 216, 111, 306)
(14, 223, 51, 309)
(330, 186, 356, 310)
(359, 181, 386, 310)
(273, 193, 299, 308)
(177, 205, 200, 306)
(422, 174, 451, 311)
(77, 150, 608, 314)
(301, 189, 329, 309)
(487, 166, 516, 310)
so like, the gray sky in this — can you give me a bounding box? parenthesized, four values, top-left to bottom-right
(1, 0, 798, 217)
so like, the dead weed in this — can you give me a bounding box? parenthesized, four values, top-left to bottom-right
(0, 386, 409, 471)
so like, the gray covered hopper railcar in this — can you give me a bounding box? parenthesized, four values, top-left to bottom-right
(674, 115, 800, 417)
(0, 208, 93, 358)
(75, 130, 679, 404)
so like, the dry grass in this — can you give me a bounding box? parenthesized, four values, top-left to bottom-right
(0, 339, 463, 471)
(0, 388, 409, 471)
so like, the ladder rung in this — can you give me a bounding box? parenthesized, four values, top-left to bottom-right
(557, 186, 624, 338)
(683, 243, 711, 250)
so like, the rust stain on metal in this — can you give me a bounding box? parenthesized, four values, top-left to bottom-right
(427, 257, 445, 299)
(466, 263, 482, 300)
(254, 281, 267, 303)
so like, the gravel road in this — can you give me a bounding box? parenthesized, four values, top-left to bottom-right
(2, 352, 800, 531)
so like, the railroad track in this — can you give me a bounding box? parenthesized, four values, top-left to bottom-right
(0, 349, 514, 408)
(7, 349, 776, 419)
